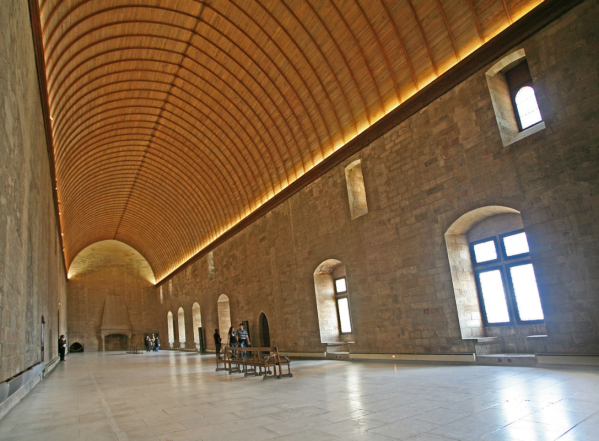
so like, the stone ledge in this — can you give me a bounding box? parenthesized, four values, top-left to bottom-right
(464, 337, 499, 344)
(349, 353, 476, 363)
(537, 354, 599, 366)
(285, 352, 327, 359)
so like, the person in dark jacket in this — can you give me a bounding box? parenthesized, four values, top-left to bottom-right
(144, 335, 151, 352)
(214, 329, 222, 355)
(228, 326, 237, 358)
(58, 335, 67, 361)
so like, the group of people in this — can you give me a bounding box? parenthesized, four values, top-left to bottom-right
(144, 334, 160, 352)
(213, 323, 250, 357)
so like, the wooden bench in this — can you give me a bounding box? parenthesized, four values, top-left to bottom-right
(216, 346, 292, 380)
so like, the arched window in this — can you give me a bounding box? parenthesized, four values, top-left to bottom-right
(313, 259, 353, 343)
(178, 307, 186, 345)
(167, 311, 174, 346)
(259, 312, 271, 347)
(217, 294, 231, 335)
(192, 302, 202, 345)
(506, 60, 542, 130)
(345, 160, 368, 219)
(514, 86, 542, 130)
(486, 50, 545, 146)
(445, 207, 546, 348)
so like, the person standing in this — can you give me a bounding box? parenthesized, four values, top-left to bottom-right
(155, 336, 160, 352)
(151, 335, 156, 352)
(145, 335, 151, 352)
(236, 323, 250, 359)
(228, 326, 237, 358)
(58, 335, 67, 361)
(214, 329, 222, 356)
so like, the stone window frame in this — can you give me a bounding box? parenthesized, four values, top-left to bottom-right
(486, 49, 546, 147)
(344, 160, 368, 220)
(445, 206, 519, 339)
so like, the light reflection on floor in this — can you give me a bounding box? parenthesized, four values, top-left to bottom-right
(0, 351, 598, 440)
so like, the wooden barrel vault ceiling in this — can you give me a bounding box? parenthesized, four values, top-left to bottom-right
(33, 0, 547, 282)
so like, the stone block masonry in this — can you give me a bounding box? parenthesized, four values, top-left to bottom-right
(156, 1, 599, 357)
(0, 0, 68, 383)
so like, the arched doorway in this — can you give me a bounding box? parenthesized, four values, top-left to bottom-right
(192, 302, 203, 351)
(178, 307, 186, 347)
(259, 312, 270, 347)
(217, 294, 231, 336)
(167, 311, 174, 348)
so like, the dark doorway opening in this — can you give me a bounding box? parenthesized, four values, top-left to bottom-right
(259, 313, 270, 347)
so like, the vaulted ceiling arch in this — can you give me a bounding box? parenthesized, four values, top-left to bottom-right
(32, 0, 553, 281)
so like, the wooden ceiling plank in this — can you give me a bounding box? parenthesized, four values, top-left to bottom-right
(305, 0, 371, 130)
(379, 0, 419, 91)
(434, 0, 461, 61)
(354, 0, 401, 105)
(405, 0, 439, 77)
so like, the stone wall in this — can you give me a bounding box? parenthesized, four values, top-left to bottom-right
(0, 0, 68, 383)
(156, 1, 599, 356)
(67, 241, 158, 351)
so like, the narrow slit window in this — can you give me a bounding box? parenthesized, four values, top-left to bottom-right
(169, 280, 173, 299)
(208, 252, 215, 281)
(160, 286, 163, 304)
(345, 160, 368, 219)
(334, 277, 352, 334)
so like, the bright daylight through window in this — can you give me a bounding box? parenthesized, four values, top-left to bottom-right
(515, 86, 543, 129)
(471, 231, 544, 325)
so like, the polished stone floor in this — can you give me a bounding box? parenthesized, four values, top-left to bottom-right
(0, 352, 598, 441)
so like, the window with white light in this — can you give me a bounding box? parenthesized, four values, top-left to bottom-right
(333, 277, 352, 334)
(505, 60, 543, 131)
(471, 230, 544, 325)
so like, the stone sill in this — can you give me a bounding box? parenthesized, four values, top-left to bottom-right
(506, 121, 546, 146)
(464, 337, 499, 344)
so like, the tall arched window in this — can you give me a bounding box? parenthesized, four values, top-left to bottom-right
(217, 294, 231, 335)
(486, 49, 545, 146)
(178, 307, 186, 345)
(313, 259, 353, 343)
(192, 302, 202, 345)
(445, 207, 547, 351)
(167, 311, 174, 346)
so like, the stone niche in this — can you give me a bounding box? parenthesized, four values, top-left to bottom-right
(67, 240, 158, 351)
